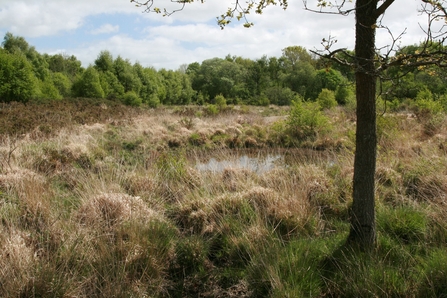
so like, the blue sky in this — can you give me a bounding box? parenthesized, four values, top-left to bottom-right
(0, 0, 432, 70)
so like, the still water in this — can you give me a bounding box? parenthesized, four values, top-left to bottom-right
(192, 149, 335, 174)
(195, 153, 282, 174)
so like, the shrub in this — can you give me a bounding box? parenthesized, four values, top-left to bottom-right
(122, 91, 142, 107)
(335, 84, 353, 105)
(205, 104, 219, 116)
(411, 91, 445, 137)
(287, 98, 331, 141)
(214, 94, 227, 109)
(317, 88, 337, 110)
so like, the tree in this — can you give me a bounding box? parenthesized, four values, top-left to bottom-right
(52, 72, 72, 98)
(133, 0, 447, 251)
(189, 58, 247, 101)
(307, 0, 447, 250)
(2, 32, 30, 54)
(281, 46, 315, 70)
(95, 50, 115, 73)
(0, 49, 37, 102)
(159, 68, 194, 105)
(133, 63, 163, 107)
(113, 56, 142, 93)
(2, 32, 51, 83)
(98, 70, 125, 100)
(72, 66, 105, 98)
(46, 53, 83, 81)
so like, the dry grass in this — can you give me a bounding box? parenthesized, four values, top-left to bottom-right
(1, 102, 447, 296)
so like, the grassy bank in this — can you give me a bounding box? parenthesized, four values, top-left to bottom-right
(1, 99, 447, 297)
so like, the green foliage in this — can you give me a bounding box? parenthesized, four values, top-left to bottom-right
(310, 68, 344, 99)
(99, 70, 125, 100)
(317, 88, 337, 110)
(0, 49, 37, 102)
(214, 93, 227, 109)
(287, 98, 331, 141)
(281, 46, 314, 67)
(159, 69, 194, 105)
(37, 78, 62, 100)
(416, 87, 434, 102)
(264, 86, 296, 106)
(335, 84, 353, 105)
(122, 91, 142, 107)
(205, 104, 219, 116)
(189, 57, 248, 101)
(282, 57, 316, 98)
(2, 32, 30, 54)
(72, 66, 105, 98)
(253, 94, 270, 106)
(414, 96, 442, 115)
(412, 91, 445, 137)
(52, 72, 72, 98)
(47, 53, 82, 79)
(94, 50, 114, 72)
(113, 56, 142, 93)
(134, 64, 164, 107)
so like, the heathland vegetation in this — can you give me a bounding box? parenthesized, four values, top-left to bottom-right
(2, 33, 447, 296)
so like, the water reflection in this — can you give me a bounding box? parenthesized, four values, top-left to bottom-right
(195, 154, 282, 174)
(192, 148, 339, 174)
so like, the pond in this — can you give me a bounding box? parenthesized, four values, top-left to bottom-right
(191, 148, 337, 174)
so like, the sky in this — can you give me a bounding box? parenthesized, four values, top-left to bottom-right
(0, 0, 435, 70)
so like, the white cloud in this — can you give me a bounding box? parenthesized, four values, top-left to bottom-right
(90, 24, 119, 35)
(0, 0, 438, 69)
(0, 0, 138, 37)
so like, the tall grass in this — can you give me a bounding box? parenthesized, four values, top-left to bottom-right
(0, 101, 447, 296)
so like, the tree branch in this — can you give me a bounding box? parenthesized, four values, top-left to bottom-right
(131, 0, 288, 28)
(375, 0, 395, 19)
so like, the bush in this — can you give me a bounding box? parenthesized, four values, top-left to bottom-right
(205, 104, 219, 116)
(214, 94, 227, 109)
(317, 88, 337, 110)
(287, 98, 331, 141)
(335, 84, 353, 105)
(122, 91, 142, 107)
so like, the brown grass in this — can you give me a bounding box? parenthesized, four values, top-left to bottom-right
(1, 102, 447, 296)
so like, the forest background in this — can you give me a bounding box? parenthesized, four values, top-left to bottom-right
(1, 32, 444, 109)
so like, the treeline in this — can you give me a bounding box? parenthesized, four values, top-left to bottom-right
(1, 32, 446, 107)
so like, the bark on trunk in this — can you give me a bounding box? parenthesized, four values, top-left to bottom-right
(347, 0, 378, 250)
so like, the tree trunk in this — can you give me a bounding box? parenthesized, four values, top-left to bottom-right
(347, 0, 378, 250)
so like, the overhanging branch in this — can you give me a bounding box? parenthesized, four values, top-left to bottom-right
(375, 0, 395, 19)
